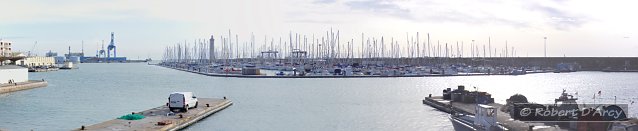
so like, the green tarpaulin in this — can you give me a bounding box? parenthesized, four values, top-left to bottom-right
(117, 114, 145, 120)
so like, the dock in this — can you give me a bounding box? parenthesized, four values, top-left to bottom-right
(77, 98, 232, 131)
(423, 96, 563, 131)
(0, 80, 48, 94)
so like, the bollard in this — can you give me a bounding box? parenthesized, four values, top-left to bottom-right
(81, 125, 85, 130)
(206, 104, 210, 107)
(428, 94, 432, 98)
(223, 96, 227, 99)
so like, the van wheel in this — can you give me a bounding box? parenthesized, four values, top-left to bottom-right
(194, 102, 198, 108)
(183, 105, 189, 112)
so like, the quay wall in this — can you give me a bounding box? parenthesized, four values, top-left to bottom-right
(0, 80, 48, 94)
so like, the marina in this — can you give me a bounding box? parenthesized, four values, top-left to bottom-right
(76, 98, 232, 131)
(1, 63, 637, 130)
(2, 0, 638, 130)
(160, 64, 540, 78)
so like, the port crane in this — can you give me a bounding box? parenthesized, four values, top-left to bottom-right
(107, 32, 117, 58)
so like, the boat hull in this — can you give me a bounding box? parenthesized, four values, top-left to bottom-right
(449, 115, 477, 131)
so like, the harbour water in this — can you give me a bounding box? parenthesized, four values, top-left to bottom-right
(1, 63, 637, 130)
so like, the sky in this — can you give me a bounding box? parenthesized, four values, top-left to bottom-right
(1, 0, 637, 59)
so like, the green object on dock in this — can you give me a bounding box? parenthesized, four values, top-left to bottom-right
(117, 114, 145, 120)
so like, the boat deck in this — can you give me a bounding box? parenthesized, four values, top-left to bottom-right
(76, 98, 232, 131)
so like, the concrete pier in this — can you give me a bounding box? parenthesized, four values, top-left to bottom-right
(0, 80, 48, 94)
(423, 96, 563, 131)
(77, 98, 232, 131)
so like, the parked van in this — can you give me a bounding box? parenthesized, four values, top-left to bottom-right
(167, 92, 198, 112)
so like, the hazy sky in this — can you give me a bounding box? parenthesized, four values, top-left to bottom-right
(1, 0, 636, 59)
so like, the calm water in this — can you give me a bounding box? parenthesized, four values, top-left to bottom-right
(1, 63, 637, 130)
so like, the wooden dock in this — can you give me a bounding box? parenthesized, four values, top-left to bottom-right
(0, 80, 48, 94)
(77, 98, 232, 131)
(423, 96, 564, 131)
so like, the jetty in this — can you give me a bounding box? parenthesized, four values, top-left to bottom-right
(423, 96, 561, 131)
(0, 80, 48, 94)
(77, 98, 232, 131)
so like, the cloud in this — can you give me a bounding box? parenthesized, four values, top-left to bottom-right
(313, 0, 337, 4)
(527, 3, 587, 30)
(286, 19, 340, 24)
(344, 0, 412, 19)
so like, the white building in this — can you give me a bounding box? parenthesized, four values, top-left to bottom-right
(0, 65, 28, 84)
(0, 40, 12, 57)
(16, 57, 55, 67)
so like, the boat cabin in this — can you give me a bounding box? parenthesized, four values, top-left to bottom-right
(475, 104, 500, 130)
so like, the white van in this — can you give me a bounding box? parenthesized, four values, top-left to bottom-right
(167, 92, 198, 112)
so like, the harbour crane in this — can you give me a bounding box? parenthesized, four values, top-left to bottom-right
(28, 41, 37, 57)
(107, 32, 117, 58)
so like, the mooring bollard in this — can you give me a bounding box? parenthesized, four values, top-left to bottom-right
(81, 125, 85, 130)
(206, 104, 210, 107)
(428, 94, 432, 98)
(223, 96, 227, 99)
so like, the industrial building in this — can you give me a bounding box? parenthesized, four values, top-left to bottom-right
(15, 56, 55, 67)
(45, 50, 57, 57)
